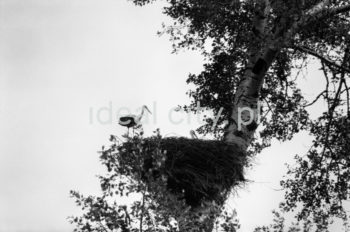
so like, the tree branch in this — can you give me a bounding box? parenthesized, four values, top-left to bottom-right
(325, 4, 350, 18)
(303, 1, 350, 26)
(303, 90, 326, 107)
(293, 45, 350, 73)
(278, 1, 350, 46)
(306, 0, 332, 15)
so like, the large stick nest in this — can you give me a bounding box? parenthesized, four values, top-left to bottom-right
(118, 137, 247, 208)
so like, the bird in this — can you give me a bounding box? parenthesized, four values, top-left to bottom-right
(190, 130, 198, 139)
(174, 105, 182, 112)
(118, 105, 152, 135)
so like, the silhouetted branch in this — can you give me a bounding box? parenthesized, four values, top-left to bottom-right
(294, 46, 350, 73)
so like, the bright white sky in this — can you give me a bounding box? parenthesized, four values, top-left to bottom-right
(0, 0, 345, 232)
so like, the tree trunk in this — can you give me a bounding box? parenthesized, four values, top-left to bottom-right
(224, 47, 279, 149)
(224, 0, 277, 150)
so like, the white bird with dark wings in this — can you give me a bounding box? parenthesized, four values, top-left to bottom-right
(118, 105, 152, 132)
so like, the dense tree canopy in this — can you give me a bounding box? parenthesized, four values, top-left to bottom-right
(71, 0, 350, 231)
(132, 0, 350, 229)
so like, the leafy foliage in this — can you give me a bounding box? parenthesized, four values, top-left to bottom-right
(71, 0, 350, 230)
(254, 207, 314, 232)
(70, 131, 241, 231)
(128, 0, 350, 228)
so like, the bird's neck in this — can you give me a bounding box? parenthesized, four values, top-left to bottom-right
(137, 107, 145, 120)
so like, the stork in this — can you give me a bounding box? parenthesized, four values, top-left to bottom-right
(190, 130, 198, 139)
(118, 105, 151, 135)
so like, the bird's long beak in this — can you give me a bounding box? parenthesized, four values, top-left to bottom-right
(144, 105, 152, 114)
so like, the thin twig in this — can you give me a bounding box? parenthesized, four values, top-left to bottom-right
(294, 46, 350, 73)
(304, 90, 326, 107)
